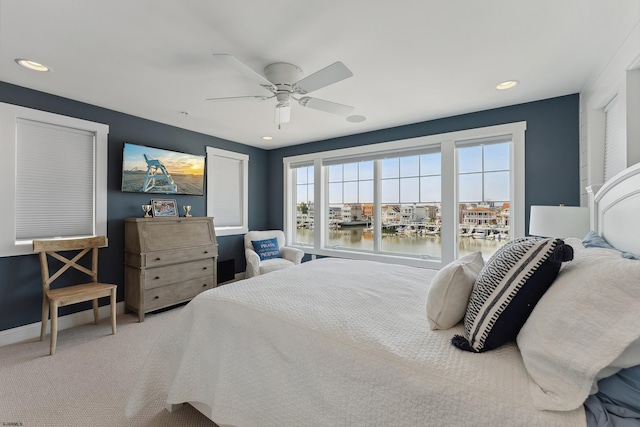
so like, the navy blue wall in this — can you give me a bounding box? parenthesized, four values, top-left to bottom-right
(0, 82, 269, 332)
(266, 94, 580, 232)
(0, 83, 579, 333)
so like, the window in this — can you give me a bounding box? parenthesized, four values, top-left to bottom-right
(379, 151, 442, 257)
(206, 147, 248, 236)
(328, 160, 374, 251)
(283, 122, 526, 269)
(293, 163, 314, 246)
(457, 139, 511, 259)
(0, 102, 108, 257)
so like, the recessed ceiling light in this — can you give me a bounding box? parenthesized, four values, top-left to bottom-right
(262, 136, 273, 140)
(15, 58, 50, 72)
(346, 115, 366, 123)
(496, 80, 519, 90)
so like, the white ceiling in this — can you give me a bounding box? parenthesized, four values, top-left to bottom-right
(1, 1, 639, 150)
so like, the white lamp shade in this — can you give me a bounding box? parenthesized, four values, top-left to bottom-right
(529, 205, 590, 238)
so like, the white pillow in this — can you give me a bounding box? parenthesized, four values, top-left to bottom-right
(517, 245, 640, 411)
(591, 337, 640, 394)
(426, 251, 484, 330)
(552, 237, 640, 393)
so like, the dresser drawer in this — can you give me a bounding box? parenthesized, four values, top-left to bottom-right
(143, 220, 214, 251)
(144, 245, 216, 267)
(144, 258, 214, 290)
(145, 277, 215, 311)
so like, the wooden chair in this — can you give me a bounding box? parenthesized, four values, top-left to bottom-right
(33, 236, 117, 355)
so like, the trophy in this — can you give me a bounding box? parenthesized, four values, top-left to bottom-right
(142, 204, 152, 218)
(183, 205, 192, 217)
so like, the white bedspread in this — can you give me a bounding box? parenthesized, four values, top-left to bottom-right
(126, 258, 585, 426)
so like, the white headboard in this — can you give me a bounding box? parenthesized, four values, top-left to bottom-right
(588, 163, 640, 255)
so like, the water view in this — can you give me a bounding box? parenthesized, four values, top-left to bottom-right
(296, 227, 507, 260)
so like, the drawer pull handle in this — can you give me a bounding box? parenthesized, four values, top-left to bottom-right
(154, 296, 159, 299)
(202, 284, 207, 288)
(204, 251, 208, 254)
(155, 257, 161, 261)
(154, 276, 160, 280)
(203, 267, 207, 270)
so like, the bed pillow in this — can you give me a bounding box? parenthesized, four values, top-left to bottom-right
(583, 230, 640, 260)
(452, 237, 573, 353)
(517, 246, 640, 411)
(426, 251, 484, 330)
(592, 337, 640, 393)
(552, 238, 640, 392)
(251, 238, 282, 261)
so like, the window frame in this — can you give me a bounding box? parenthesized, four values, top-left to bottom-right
(283, 122, 526, 269)
(0, 102, 108, 257)
(206, 146, 249, 236)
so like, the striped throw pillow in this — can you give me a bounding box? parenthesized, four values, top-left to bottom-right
(452, 237, 573, 353)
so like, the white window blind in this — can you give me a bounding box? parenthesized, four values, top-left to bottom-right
(604, 95, 626, 182)
(206, 147, 249, 235)
(16, 119, 95, 240)
(212, 156, 243, 226)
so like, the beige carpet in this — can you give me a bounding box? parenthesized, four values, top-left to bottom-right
(0, 308, 217, 426)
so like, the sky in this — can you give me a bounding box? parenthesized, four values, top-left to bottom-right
(298, 142, 510, 205)
(123, 143, 205, 175)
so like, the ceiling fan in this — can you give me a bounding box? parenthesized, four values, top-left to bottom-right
(207, 54, 355, 129)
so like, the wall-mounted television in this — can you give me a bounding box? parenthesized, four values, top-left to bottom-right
(121, 142, 205, 196)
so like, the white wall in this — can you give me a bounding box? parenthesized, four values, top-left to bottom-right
(580, 17, 640, 206)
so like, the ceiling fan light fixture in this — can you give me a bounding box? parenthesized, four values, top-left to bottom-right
(15, 58, 50, 72)
(275, 103, 291, 126)
(496, 80, 519, 90)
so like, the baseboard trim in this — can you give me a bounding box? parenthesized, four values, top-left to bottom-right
(0, 301, 126, 347)
(0, 275, 247, 347)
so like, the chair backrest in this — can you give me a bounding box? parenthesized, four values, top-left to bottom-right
(33, 236, 106, 292)
(244, 230, 286, 252)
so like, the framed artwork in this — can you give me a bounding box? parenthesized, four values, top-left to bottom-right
(151, 199, 178, 217)
(122, 142, 205, 196)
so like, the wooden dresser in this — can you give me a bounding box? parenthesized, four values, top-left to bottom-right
(124, 217, 218, 321)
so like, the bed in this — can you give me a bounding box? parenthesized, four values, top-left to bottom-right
(126, 163, 640, 427)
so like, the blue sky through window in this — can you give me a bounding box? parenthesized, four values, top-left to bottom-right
(301, 142, 509, 207)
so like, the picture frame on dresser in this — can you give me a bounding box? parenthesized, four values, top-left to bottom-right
(151, 199, 178, 217)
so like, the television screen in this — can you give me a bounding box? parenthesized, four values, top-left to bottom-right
(121, 142, 205, 195)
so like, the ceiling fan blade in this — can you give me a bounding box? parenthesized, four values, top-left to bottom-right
(298, 97, 354, 116)
(212, 54, 275, 89)
(293, 61, 353, 94)
(205, 95, 269, 101)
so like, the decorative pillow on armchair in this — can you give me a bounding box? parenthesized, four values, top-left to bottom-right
(452, 237, 573, 353)
(251, 238, 282, 261)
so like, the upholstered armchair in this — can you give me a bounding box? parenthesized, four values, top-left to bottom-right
(244, 230, 304, 278)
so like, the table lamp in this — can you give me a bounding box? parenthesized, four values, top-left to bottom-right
(529, 205, 590, 238)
